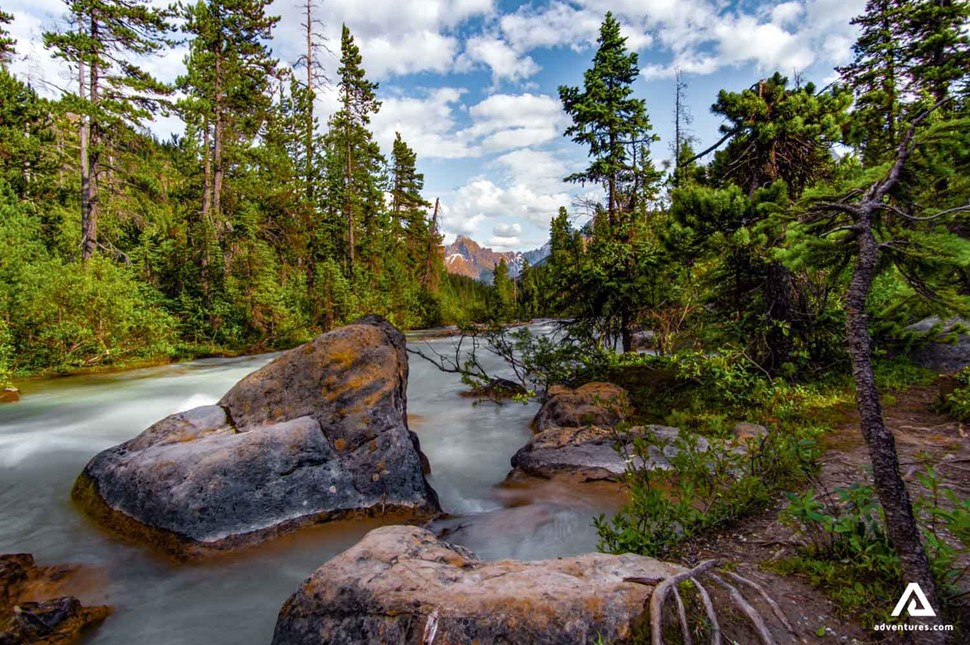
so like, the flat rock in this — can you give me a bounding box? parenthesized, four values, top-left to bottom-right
(533, 382, 631, 431)
(73, 315, 440, 558)
(907, 316, 970, 373)
(271, 525, 684, 645)
(511, 425, 708, 482)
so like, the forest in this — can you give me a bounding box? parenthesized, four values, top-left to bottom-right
(0, 2, 500, 381)
(1, 0, 970, 641)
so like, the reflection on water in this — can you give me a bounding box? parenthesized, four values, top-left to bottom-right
(0, 326, 621, 644)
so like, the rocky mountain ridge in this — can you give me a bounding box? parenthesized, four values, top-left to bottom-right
(444, 235, 550, 283)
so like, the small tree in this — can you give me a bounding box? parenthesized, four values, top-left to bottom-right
(787, 110, 970, 638)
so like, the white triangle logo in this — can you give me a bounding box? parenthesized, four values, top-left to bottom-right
(891, 583, 936, 617)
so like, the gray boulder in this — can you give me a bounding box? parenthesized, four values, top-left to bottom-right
(907, 316, 970, 373)
(272, 525, 684, 645)
(511, 424, 709, 482)
(73, 315, 440, 558)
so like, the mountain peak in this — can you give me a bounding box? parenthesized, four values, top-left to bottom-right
(443, 235, 549, 283)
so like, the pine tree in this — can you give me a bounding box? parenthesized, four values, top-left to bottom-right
(838, 0, 908, 164)
(176, 0, 278, 302)
(903, 0, 970, 107)
(558, 12, 655, 226)
(789, 110, 970, 643)
(44, 0, 173, 262)
(0, 11, 16, 66)
(323, 24, 383, 277)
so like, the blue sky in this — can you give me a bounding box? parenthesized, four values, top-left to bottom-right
(5, 0, 866, 251)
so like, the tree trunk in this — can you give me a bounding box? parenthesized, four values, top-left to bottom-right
(845, 209, 945, 639)
(78, 49, 92, 263)
(345, 109, 354, 276)
(764, 260, 795, 373)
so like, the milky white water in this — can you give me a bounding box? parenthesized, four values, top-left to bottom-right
(0, 324, 620, 644)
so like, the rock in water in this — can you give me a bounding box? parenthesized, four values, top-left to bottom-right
(511, 424, 708, 482)
(533, 382, 631, 431)
(272, 525, 683, 645)
(73, 315, 440, 558)
(0, 554, 110, 644)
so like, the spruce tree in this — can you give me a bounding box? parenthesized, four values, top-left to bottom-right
(44, 0, 173, 262)
(323, 24, 383, 277)
(903, 0, 970, 106)
(176, 0, 278, 302)
(838, 0, 908, 164)
(558, 12, 655, 226)
(0, 11, 16, 66)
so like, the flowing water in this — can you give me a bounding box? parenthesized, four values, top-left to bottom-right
(0, 323, 621, 644)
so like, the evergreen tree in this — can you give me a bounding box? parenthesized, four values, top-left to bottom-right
(176, 0, 278, 305)
(903, 0, 970, 106)
(838, 0, 908, 164)
(44, 0, 173, 262)
(558, 12, 655, 225)
(0, 11, 16, 66)
(323, 24, 383, 276)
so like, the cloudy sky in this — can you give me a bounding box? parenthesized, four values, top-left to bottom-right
(5, 0, 866, 251)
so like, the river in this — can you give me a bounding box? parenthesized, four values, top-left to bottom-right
(0, 323, 621, 644)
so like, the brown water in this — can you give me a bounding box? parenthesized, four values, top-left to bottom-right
(0, 324, 620, 644)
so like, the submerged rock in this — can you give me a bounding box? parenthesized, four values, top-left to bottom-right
(73, 315, 440, 558)
(511, 424, 708, 482)
(533, 382, 631, 431)
(271, 525, 684, 645)
(0, 554, 110, 644)
(0, 387, 19, 404)
(907, 316, 970, 373)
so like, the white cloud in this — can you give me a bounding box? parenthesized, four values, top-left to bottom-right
(493, 222, 522, 237)
(458, 34, 540, 84)
(462, 93, 566, 153)
(371, 87, 474, 159)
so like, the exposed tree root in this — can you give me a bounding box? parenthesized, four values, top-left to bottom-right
(648, 560, 719, 645)
(643, 560, 794, 645)
(693, 579, 721, 645)
(723, 570, 797, 637)
(709, 573, 775, 645)
(672, 585, 693, 645)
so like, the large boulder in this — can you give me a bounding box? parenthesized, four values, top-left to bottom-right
(511, 425, 708, 482)
(73, 315, 440, 558)
(272, 525, 684, 645)
(533, 382, 631, 431)
(0, 554, 110, 644)
(907, 316, 970, 373)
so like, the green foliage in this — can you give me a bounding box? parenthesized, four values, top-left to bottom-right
(944, 367, 970, 420)
(596, 422, 820, 558)
(777, 470, 970, 629)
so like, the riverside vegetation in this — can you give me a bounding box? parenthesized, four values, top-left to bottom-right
(2, 0, 970, 641)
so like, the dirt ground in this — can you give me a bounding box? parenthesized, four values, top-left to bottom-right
(683, 381, 970, 643)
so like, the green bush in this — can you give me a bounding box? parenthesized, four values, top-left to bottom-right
(8, 256, 177, 373)
(596, 424, 820, 558)
(777, 470, 970, 630)
(945, 368, 970, 421)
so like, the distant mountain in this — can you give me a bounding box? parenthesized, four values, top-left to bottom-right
(443, 235, 551, 283)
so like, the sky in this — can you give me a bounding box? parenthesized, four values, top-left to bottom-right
(5, 0, 867, 251)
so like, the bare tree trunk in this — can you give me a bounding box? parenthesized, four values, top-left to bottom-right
(78, 49, 92, 263)
(82, 14, 101, 263)
(345, 110, 354, 276)
(844, 208, 945, 640)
